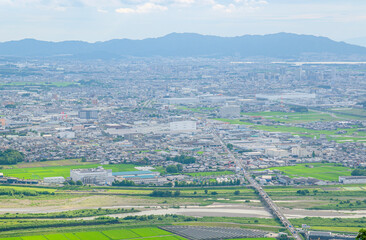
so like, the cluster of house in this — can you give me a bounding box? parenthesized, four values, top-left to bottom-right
(252, 169, 366, 186)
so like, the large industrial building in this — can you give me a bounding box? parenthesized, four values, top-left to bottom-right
(265, 148, 289, 158)
(70, 166, 114, 185)
(339, 176, 366, 184)
(113, 170, 166, 185)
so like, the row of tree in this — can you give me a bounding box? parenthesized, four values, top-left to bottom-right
(166, 155, 196, 164)
(174, 179, 241, 187)
(149, 190, 181, 197)
(112, 180, 136, 186)
(166, 164, 183, 173)
(0, 189, 53, 196)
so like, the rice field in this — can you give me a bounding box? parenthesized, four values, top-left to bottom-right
(0, 227, 184, 240)
(268, 163, 352, 181)
(0, 163, 138, 180)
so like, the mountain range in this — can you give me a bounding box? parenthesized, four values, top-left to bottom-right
(1, 32, 366, 59)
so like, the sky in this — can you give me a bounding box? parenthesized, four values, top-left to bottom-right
(0, 0, 365, 44)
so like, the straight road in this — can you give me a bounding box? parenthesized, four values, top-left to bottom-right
(211, 127, 302, 240)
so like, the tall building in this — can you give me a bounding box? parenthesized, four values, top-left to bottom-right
(70, 166, 114, 185)
(78, 109, 99, 120)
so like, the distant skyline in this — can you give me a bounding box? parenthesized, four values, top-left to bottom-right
(0, 0, 366, 45)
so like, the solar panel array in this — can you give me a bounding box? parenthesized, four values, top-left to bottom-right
(160, 226, 268, 240)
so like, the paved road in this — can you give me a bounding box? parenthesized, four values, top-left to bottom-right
(211, 127, 302, 240)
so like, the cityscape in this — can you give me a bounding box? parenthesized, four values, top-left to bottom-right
(0, 0, 366, 240)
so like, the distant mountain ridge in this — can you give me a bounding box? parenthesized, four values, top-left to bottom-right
(1, 32, 366, 59)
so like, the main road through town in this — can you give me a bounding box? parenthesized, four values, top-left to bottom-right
(210, 127, 302, 240)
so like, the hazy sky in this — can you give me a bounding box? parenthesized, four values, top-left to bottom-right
(0, 0, 365, 42)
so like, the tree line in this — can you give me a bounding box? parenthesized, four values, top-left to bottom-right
(166, 155, 196, 164)
(0, 189, 53, 196)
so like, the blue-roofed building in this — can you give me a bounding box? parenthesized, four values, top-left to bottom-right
(113, 170, 167, 185)
(112, 170, 160, 177)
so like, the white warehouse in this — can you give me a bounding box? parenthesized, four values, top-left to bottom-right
(43, 176, 65, 184)
(339, 176, 366, 184)
(170, 121, 197, 132)
(70, 166, 114, 185)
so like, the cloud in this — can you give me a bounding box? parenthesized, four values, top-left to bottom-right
(212, 3, 236, 13)
(116, 2, 168, 14)
(115, 7, 135, 13)
(211, 0, 267, 13)
(97, 8, 108, 13)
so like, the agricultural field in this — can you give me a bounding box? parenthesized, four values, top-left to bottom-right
(241, 111, 337, 123)
(213, 118, 253, 125)
(0, 163, 138, 179)
(267, 163, 352, 181)
(330, 108, 366, 118)
(0, 227, 185, 240)
(290, 217, 366, 233)
(0, 82, 78, 88)
(252, 124, 366, 142)
(215, 111, 366, 142)
(3, 159, 88, 169)
(0, 185, 259, 211)
(264, 184, 366, 210)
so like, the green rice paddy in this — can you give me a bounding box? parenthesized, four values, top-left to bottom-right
(0, 228, 185, 240)
(241, 111, 337, 123)
(215, 110, 366, 142)
(0, 163, 138, 179)
(268, 163, 352, 181)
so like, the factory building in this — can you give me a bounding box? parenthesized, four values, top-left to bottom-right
(113, 171, 167, 185)
(43, 176, 65, 184)
(170, 121, 197, 132)
(70, 166, 114, 185)
(339, 176, 366, 184)
(265, 148, 289, 158)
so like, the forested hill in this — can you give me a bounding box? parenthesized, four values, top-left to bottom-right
(0, 32, 366, 59)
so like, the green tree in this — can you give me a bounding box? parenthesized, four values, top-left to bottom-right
(177, 164, 183, 172)
(352, 169, 366, 176)
(76, 180, 83, 186)
(234, 190, 240, 195)
(227, 143, 233, 150)
(166, 165, 178, 173)
(357, 229, 366, 240)
(0, 149, 25, 165)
